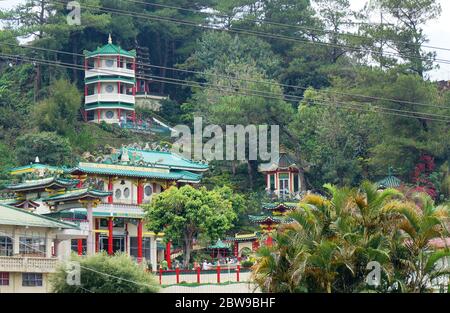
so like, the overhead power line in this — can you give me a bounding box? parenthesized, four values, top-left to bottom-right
(2, 41, 450, 111)
(50, 0, 450, 67)
(1, 51, 450, 123)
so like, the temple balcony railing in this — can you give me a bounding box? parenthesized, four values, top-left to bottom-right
(265, 189, 304, 202)
(0, 256, 59, 273)
(85, 94, 135, 105)
(85, 67, 135, 78)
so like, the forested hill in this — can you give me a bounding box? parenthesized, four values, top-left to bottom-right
(2, 0, 450, 203)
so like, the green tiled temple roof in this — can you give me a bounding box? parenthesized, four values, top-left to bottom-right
(208, 239, 230, 249)
(248, 215, 293, 224)
(68, 164, 202, 182)
(262, 202, 297, 211)
(126, 149, 209, 171)
(9, 163, 62, 175)
(377, 176, 402, 189)
(42, 188, 112, 202)
(6, 177, 79, 191)
(0, 204, 78, 229)
(84, 43, 136, 58)
(226, 233, 258, 242)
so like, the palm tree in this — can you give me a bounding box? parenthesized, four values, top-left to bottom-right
(384, 194, 450, 292)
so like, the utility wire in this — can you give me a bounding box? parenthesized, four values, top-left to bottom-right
(122, 0, 450, 53)
(2, 41, 450, 111)
(50, 0, 450, 67)
(2, 52, 450, 123)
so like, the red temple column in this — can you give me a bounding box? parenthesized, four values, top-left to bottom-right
(108, 217, 113, 255)
(137, 180, 143, 205)
(95, 218, 99, 253)
(108, 177, 113, 204)
(137, 219, 143, 263)
(84, 85, 88, 96)
(77, 239, 83, 256)
(166, 241, 172, 269)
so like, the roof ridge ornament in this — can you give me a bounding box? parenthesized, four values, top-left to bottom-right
(108, 33, 112, 44)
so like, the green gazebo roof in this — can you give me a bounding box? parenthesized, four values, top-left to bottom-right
(208, 239, 230, 249)
(249, 215, 293, 224)
(262, 202, 297, 211)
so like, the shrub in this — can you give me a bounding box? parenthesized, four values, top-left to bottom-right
(50, 253, 159, 293)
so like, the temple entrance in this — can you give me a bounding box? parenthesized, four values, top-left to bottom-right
(99, 236, 125, 254)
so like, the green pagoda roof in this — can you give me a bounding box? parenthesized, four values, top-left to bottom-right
(226, 233, 258, 242)
(42, 188, 112, 203)
(0, 203, 79, 229)
(208, 239, 230, 249)
(377, 176, 402, 189)
(6, 177, 79, 192)
(84, 37, 136, 58)
(258, 152, 299, 172)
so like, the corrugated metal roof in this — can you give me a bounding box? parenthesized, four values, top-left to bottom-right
(0, 204, 78, 229)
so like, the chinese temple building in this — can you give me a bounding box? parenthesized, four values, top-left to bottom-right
(2, 144, 208, 269)
(226, 232, 260, 258)
(258, 151, 303, 200)
(83, 34, 137, 124)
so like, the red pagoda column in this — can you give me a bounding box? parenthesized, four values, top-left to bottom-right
(166, 241, 172, 269)
(234, 242, 239, 257)
(108, 177, 113, 204)
(97, 109, 101, 123)
(137, 180, 143, 205)
(95, 219, 99, 253)
(77, 239, 83, 256)
(108, 217, 113, 255)
(137, 219, 143, 263)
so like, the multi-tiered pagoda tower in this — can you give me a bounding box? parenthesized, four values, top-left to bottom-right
(83, 35, 136, 124)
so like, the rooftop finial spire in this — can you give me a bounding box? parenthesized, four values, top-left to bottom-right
(108, 33, 112, 44)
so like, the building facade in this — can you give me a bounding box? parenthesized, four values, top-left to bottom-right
(3, 145, 208, 271)
(0, 204, 80, 293)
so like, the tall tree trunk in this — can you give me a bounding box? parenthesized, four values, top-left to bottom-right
(183, 233, 192, 268)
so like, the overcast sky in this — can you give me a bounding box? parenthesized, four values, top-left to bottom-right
(1, 0, 450, 80)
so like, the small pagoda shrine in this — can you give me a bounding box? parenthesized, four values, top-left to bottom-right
(377, 167, 402, 190)
(258, 151, 303, 200)
(249, 202, 296, 246)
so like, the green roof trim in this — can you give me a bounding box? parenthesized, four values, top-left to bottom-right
(84, 102, 135, 110)
(248, 215, 293, 225)
(9, 163, 62, 174)
(84, 43, 136, 58)
(85, 76, 136, 84)
(0, 204, 79, 229)
(67, 164, 202, 182)
(262, 202, 297, 211)
(42, 188, 112, 202)
(6, 177, 79, 191)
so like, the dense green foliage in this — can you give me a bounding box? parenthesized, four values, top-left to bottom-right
(143, 185, 239, 267)
(252, 183, 450, 293)
(1, 1, 450, 214)
(50, 253, 159, 293)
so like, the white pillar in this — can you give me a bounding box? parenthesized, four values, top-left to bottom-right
(150, 236, 157, 272)
(86, 203, 95, 256)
